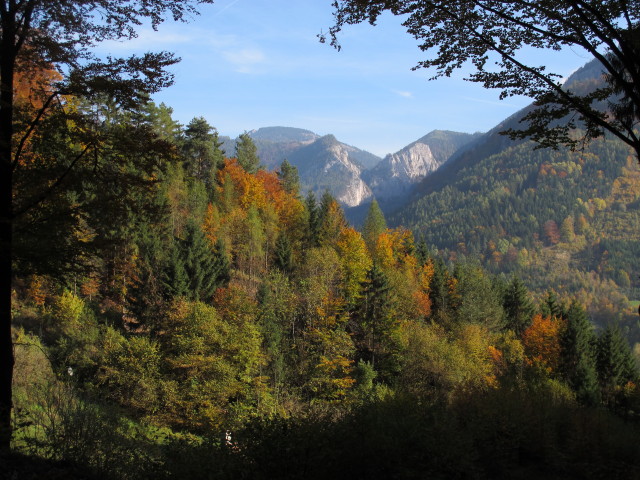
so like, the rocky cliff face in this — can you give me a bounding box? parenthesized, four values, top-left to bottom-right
(289, 135, 373, 207)
(362, 130, 481, 203)
(364, 141, 443, 200)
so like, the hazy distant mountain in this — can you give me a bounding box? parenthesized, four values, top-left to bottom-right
(363, 130, 479, 201)
(249, 126, 320, 144)
(288, 134, 373, 207)
(217, 126, 382, 175)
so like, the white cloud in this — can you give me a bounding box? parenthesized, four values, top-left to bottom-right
(392, 89, 413, 98)
(222, 48, 267, 73)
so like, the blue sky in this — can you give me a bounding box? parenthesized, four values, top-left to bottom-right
(99, 0, 595, 157)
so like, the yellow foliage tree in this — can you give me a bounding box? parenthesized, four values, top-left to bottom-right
(335, 227, 372, 305)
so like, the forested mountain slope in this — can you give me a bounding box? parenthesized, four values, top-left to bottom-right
(363, 130, 479, 202)
(393, 61, 640, 330)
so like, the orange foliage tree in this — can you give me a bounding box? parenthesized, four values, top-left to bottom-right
(521, 314, 566, 373)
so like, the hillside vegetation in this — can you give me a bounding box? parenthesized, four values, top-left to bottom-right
(394, 133, 640, 339)
(8, 96, 640, 478)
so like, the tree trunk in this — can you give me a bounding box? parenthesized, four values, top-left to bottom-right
(0, 8, 16, 454)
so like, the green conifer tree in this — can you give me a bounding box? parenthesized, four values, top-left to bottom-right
(415, 238, 430, 266)
(354, 264, 399, 380)
(129, 226, 169, 331)
(502, 276, 535, 336)
(182, 220, 219, 302)
(305, 190, 320, 247)
(182, 117, 225, 189)
(144, 101, 182, 142)
(274, 232, 293, 274)
(540, 290, 567, 319)
(164, 240, 189, 299)
(597, 324, 639, 406)
(429, 257, 455, 324)
(166, 221, 229, 302)
(561, 302, 600, 405)
(235, 132, 260, 174)
(278, 159, 300, 195)
(362, 199, 387, 252)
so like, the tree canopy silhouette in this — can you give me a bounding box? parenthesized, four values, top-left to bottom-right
(323, 0, 640, 158)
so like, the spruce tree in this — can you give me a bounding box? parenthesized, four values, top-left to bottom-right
(561, 302, 600, 405)
(597, 324, 639, 406)
(182, 220, 218, 301)
(211, 238, 231, 289)
(540, 289, 567, 319)
(274, 232, 293, 274)
(164, 240, 189, 299)
(362, 199, 387, 252)
(354, 264, 398, 379)
(502, 276, 535, 336)
(129, 226, 168, 331)
(166, 221, 230, 302)
(429, 257, 455, 324)
(415, 238, 430, 266)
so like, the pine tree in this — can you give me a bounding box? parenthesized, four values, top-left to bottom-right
(362, 199, 387, 252)
(561, 302, 600, 405)
(182, 117, 224, 189)
(235, 132, 260, 174)
(144, 101, 182, 142)
(502, 276, 535, 336)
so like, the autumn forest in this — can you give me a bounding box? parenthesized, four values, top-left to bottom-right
(4, 0, 640, 479)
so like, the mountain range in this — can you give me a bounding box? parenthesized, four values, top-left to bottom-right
(218, 59, 640, 338)
(219, 126, 478, 210)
